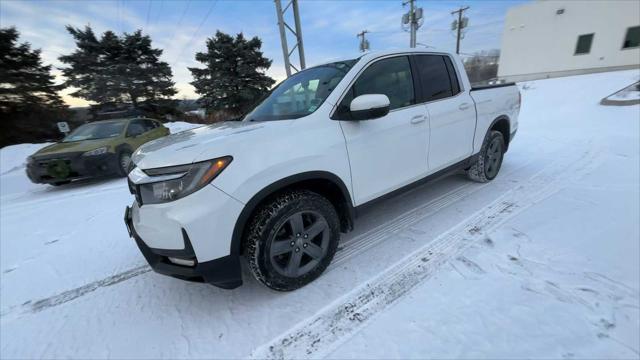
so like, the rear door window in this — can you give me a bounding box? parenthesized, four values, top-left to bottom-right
(413, 55, 453, 102)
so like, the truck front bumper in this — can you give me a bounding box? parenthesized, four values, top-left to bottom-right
(123, 184, 246, 289)
(125, 205, 243, 289)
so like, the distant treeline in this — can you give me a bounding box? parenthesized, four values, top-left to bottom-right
(463, 49, 500, 86)
(0, 26, 274, 147)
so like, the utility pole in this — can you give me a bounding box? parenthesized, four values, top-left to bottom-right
(402, 0, 423, 48)
(274, 0, 306, 77)
(451, 6, 470, 54)
(357, 30, 370, 52)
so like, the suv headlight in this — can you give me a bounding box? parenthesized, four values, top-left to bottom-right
(138, 156, 232, 204)
(83, 146, 108, 156)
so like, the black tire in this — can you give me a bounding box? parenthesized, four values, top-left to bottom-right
(117, 151, 132, 177)
(467, 130, 505, 182)
(244, 190, 340, 291)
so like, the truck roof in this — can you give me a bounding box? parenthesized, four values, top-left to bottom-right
(312, 48, 452, 68)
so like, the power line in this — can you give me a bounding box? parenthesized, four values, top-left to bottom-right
(145, 0, 152, 29)
(154, 0, 164, 28)
(172, 0, 218, 67)
(166, 0, 191, 46)
(175, 0, 191, 29)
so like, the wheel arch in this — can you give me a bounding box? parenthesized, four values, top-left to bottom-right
(114, 143, 134, 156)
(230, 171, 355, 256)
(488, 115, 511, 151)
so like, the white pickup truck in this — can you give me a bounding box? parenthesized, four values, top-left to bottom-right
(124, 49, 520, 291)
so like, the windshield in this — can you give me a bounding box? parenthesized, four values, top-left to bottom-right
(244, 59, 357, 122)
(63, 120, 127, 142)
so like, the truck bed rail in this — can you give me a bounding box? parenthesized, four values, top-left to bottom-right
(470, 82, 516, 91)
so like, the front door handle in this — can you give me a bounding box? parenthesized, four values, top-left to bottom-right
(459, 103, 472, 110)
(410, 115, 426, 124)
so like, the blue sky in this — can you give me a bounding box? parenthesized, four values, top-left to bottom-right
(1, 0, 528, 106)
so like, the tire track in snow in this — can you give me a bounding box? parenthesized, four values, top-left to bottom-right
(1, 156, 538, 319)
(330, 157, 537, 269)
(0, 265, 151, 319)
(250, 148, 601, 360)
(1, 181, 126, 213)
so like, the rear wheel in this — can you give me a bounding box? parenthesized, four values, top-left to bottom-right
(117, 151, 132, 177)
(244, 190, 340, 291)
(467, 130, 505, 182)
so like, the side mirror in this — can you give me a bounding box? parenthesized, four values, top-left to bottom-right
(349, 94, 390, 120)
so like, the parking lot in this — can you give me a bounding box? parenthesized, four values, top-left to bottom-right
(1, 70, 639, 358)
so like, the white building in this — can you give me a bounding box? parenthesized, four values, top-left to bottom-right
(498, 0, 640, 82)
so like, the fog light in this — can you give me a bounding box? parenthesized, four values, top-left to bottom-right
(168, 257, 195, 267)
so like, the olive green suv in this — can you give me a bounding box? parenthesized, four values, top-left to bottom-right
(26, 118, 169, 186)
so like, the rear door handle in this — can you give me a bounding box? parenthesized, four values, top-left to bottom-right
(459, 103, 472, 110)
(410, 115, 426, 124)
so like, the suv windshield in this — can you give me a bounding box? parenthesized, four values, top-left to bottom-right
(244, 59, 357, 122)
(63, 120, 127, 142)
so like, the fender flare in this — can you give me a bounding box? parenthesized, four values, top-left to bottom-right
(487, 115, 511, 150)
(229, 171, 354, 256)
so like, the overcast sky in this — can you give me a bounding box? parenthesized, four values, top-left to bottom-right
(1, 0, 528, 107)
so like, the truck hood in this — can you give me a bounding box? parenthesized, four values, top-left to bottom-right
(132, 120, 292, 169)
(33, 138, 116, 157)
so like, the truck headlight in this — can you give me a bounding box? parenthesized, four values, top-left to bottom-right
(83, 146, 108, 156)
(138, 157, 232, 204)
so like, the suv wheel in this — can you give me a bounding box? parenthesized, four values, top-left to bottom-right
(244, 190, 340, 291)
(117, 151, 132, 177)
(467, 130, 505, 182)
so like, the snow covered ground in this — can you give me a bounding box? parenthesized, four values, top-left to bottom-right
(1, 71, 639, 359)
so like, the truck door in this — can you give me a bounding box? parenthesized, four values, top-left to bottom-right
(336, 55, 430, 205)
(414, 55, 475, 171)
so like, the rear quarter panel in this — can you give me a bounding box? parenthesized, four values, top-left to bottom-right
(469, 86, 521, 153)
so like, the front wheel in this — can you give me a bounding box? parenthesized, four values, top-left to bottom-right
(244, 190, 340, 291)
(117, 151, 132, 177)
(467, 130, 505, 182)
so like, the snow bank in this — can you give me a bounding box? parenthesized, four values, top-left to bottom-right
(0, 143, 51, 176)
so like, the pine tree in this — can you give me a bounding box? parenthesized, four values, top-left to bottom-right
(0, 27, 65, 112)
(0, 27, 68, 146)
(189, 31, 275, 116)
(59, 26, 177, 107)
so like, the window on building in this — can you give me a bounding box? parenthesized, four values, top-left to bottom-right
(622, 26, 640, 49)
(575, 33, 594, 55)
